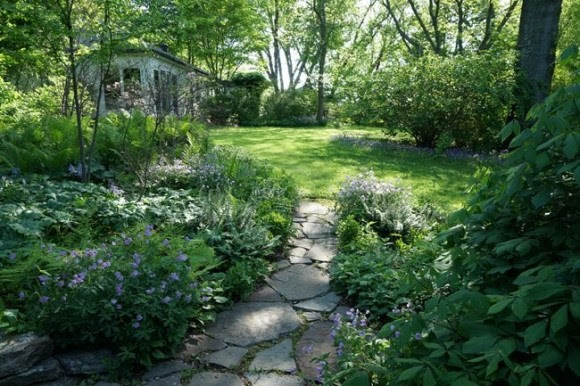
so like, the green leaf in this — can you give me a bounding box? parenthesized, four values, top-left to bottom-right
(520, 369, 535, 386)
(568, 346, 580, 377)
(463, 336, 498, 354)
(524, 320, 546, 348)
(569, 302, 580, 319)
(531, 190, 551, 208)
(398, 366, 424, 381)
(560, 45, 578, 61)
(500, 121, 519, 142)
(550, 304, 568, 333)
(488, 298, 513, 314)
(537, 345, 563, 367)
(343, 371, 370, 386)
(511, 298, 528, 320)
(563, 134, 578, 159)
(536, 133, 564, 151)
(423, 368, 436, 386)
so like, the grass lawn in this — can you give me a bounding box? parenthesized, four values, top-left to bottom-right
(210, 126, 483, 210)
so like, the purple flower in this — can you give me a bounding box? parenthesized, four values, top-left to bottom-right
(132, 321, 140, 329)
(145, 287, 155, 295)
(390, 325, 395, 331)
(124, 237, 133, 246)
(116, 304, 122, 310)
(414, 332, 423, 341)
(115, 284, 123, 296)
(114, 271, 124, 281)
(200, 296, 210, 302)
(136, 314, 143, 321)
(169, 272, 180, 281)
(190, 281, 198, 289)
(176, 251, 187, 262)
(109, 181, 124, 196)
(394, 331, 401, 338)
(57, 280, 65, 287)
(144, 225, 154, 237)
(39, 296, 50, 304)
(162, 239, 170, 247)
(337, 341, 345, 357)
(8, 252, 16, 261)
(175, 291, 182, 299)
(162, 296, 172, 304)
(160, 281, 167, 291)
(18, 291, 25, 300)
(131, 270, 140, 278)
(38, 275, 49, 285)
(303, 345, 314, 354)
(184, 294, 192, 303)
(101, 261, 111, 269)
(111, 298, 118, 305)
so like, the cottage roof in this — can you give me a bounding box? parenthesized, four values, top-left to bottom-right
(124, 44, 210, 76)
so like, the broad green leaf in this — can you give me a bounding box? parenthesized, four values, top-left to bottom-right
(520, 369, 535, 386)
(536, 133, 564, 151)
(560, 45, 578, 61)
(524, 320, 546, 348)
(398, 366, 424, 381)
(537, 345, 563, 367)
(423, 368, 436, 386)
(568, 346, 580, 377)
(511, 298, 528, 320)
(531, 191, 550, 208)
(550, 304, 568, 333)
(569, 302, 580, 319)
(488, 298, 513, 314)
(563, 134, 578, 159)
(343, 371, 370, 386)
(463, 336, 498, 354)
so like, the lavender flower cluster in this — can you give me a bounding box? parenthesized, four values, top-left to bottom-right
(148, 155, 232, 191)
(331, 134, 504, 161)
(338, 170, 406, 204)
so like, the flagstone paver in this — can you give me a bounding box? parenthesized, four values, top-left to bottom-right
(266, 265, 330, 301)
(188, 372, 244, 386)
(203, 346, 248, 369)
(294, 292, 341, 313)
(160, 201, 342, 385)
(206, 302, 301, 347)
(249, 339, 296, 373)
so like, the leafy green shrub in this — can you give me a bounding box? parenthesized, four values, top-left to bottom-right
(336, 215, 381, 251)
(365, 53, 515, 149)
(262, 88, 318, 126)
(223, 258, 270, 301)
(10, 227, 222, 369)
(258, 211, 293, 246)
(199, 196, 278, 262)
(326, 77, 580, 385)
(336, 171, 429, 244)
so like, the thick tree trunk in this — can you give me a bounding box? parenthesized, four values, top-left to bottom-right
(516, 0, 562, 108)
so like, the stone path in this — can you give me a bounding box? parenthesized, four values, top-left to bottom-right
(137, 201, 341, 386)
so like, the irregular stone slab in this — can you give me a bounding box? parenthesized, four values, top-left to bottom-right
(276, 260, 291, 270)
(289, 256, 311, 265)
(294, 228, 305, 239)
(34, 376, 82, 386)
(298, 202, 328, 215)
(303, 312, 322, 322)
(178, 334, 226, 360)
(266, 265, 330, 301)
(296, 321, 337, 381)
(288, 247, 307, 258)
(301, 222, 333, 239)
(188, 372, 244, 386)
(289, 238, 314, 250)
(321, 212, 338, 225)
(315, 237, 338, 246)
(329, 306, 350, 322)
(0, 357, 62, 386)
(145, 373, 181, 386)
(143, 360, 190, 381)
(206, 302, 301, 347)
(204, 346, 248, 369)
(245, 286, 283, 302)
(246, 373, 305, 386)
(317, 263, 331, 271)
(294, 292, 341, 313)
(249, 339, 296, 373)
(56, 349, 112, 375)
(0, 333, 53, 378)
(306, 215, 327, 224)
(306, 243, 337, 263)
(293, 217, 307, 223)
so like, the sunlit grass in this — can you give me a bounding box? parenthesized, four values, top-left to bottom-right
(209, 126, 483, 210)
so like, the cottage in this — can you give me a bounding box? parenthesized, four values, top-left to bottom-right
(85, 44, 209, 117)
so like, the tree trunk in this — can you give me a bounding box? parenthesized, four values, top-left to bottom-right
(516, 0, 562, 109)
(315, 0, 327, 124)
